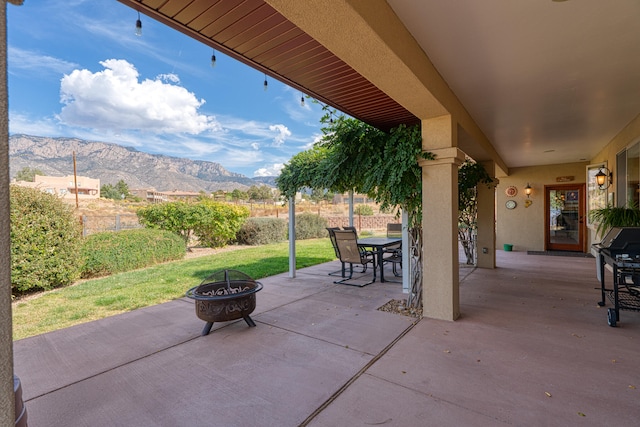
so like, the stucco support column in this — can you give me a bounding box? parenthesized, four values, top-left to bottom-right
(1, 2, 15, 424)
(476, 161, 498, 269)
(419, 116, 465, 321)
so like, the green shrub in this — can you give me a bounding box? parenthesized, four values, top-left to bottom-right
(192, 200, 250, 247)
(137, 201, 198, 243)
(354, 204, 374, 216)
(80, 228, 186, 278)
(137, 200, 250, 248)
(236, 217, 287, 245)
(10, 185, 82, 294)
(294, 212, 328, 240)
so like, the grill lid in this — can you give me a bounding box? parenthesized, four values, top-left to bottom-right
(596, 227, 640, 253)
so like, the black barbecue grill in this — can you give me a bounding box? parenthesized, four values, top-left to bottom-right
(592, 227, 640, 326)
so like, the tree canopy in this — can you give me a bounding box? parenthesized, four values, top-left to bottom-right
(101, 180, 132, 200)
(15, 167, 43, 182)
(276, 113, 433, 225)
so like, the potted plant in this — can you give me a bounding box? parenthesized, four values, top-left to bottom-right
(588, 204, 640, 238)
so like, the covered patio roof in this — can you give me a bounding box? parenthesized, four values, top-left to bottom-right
(117, 0, 640, 176)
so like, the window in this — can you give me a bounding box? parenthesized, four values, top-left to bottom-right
(616, 141, 640, 207)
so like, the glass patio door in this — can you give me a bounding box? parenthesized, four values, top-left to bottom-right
(545, 184, 585, 251)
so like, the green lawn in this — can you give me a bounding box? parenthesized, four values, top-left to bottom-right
(12, 238, 335, 340)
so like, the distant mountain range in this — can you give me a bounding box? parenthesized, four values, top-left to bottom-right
(8, 134, 277, 192)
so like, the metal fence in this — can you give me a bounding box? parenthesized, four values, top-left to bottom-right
(81, 214, 142, 236)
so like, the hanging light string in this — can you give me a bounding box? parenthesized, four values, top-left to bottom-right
(300, 93, 305, 107)
(211, 50, 217, 68)
(263, 74, 268, 91)
(135, 11, 142, 36)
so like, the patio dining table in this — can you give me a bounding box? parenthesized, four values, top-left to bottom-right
(357, 237, 402, 283)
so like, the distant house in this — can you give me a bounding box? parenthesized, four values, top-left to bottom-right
(162, 190, 202, 201)
(130, 189, 168, 204)
(13, 174, 100, 200)
(332, 192, 375, 204)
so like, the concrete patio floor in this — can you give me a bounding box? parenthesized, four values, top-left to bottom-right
(13, 251, 640, 426)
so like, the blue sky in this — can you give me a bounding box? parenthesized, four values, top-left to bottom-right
(7, 1, 327, 177)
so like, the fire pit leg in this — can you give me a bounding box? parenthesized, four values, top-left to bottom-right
(202, 322, 214, 336)
(243, 315, 256, 327)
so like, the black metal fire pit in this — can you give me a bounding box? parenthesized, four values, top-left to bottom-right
(186, 269, 263, 336)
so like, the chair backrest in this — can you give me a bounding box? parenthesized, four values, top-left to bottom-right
(326, 227, 341, 258)
(333, 229, 362, 264)
(387, 223, 402, 238)
(343, 226, 358, 239)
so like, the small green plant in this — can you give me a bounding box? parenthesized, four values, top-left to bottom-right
(10, 185, 83, 294)
(294, 212, 328, 239)
(80, 229, 186, 278)
(354, 204, 374, 216)
(588, 204, 640, 237)
(236, 217, 287, 245)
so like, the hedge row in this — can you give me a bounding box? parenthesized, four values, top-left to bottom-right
(236, 213, 329, 245)
(10, 186, 330, 295)
(80, 229, 186, 278)
(10, 186, 83, 293)
(10, 186, 187, 296)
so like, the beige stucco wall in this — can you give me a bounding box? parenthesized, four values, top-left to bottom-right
(497, 115, 640, 252)
(496, 162, 588, 252)
(592, 114, 640, 167)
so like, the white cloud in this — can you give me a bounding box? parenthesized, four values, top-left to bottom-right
(300, 133, 323, 150)
(254, 163, 284, 177)
(269, 124, 291, 147)
(8, 46, 78, 76)
(157, 73, 180, 84)
(9, 112, 64, 136)
(58, 59, 220, 134)
(251, 142, 260, 150)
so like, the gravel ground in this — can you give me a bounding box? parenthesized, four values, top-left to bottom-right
(377, 298, 423, 318)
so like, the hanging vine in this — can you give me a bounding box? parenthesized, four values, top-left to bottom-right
(276, 106, 493, 309)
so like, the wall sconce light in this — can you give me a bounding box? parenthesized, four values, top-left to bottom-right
(524, 183, 532, 198)
(595, 167, 613, 190)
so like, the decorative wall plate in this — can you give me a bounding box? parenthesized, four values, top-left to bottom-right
(505, 186, 518, 197)
(505, 200, 517, 210)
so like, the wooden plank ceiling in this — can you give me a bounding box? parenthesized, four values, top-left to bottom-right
(117, 0, 419, 131)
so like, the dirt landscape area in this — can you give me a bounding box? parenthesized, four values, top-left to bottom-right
(68, 197, 395, 236)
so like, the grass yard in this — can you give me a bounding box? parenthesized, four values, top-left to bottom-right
(12, 238, 335, 340)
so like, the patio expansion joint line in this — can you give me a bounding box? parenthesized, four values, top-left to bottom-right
(255, 284, 343, 317)
(252, 318, 382, 357)
(460, 266, 477, 283)
(23, 333, 206, 403)
(362, 371, 511, 425)
(298, 317, 421, 427)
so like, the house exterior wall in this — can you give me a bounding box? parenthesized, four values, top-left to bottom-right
(496, 162, 588, 252)
(589, 113, 640, 245)
(14, 174, 100, 199)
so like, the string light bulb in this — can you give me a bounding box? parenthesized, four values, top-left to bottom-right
(135, 11, 142, 36)
(300, 94, 305, 107)
(263, 74, 268, 91)
(210, 49, 216, 68)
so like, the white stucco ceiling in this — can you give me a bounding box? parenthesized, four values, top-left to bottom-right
(388, 0, 640, 170)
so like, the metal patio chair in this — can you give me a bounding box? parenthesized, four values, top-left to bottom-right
(333, 229, 376, 286)
(384, 223, 402, 277)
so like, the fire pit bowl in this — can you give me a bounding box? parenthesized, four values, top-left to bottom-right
(186, 269, 263, 336)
